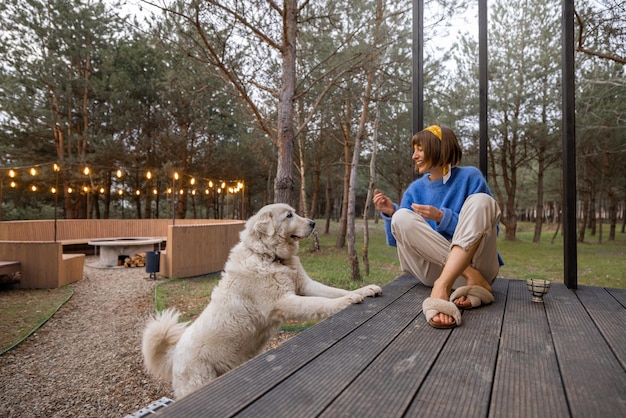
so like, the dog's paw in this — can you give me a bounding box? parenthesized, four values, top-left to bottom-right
(356, 284, 383, 298)
(344, 293, 365, 304)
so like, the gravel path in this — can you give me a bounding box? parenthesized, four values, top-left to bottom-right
(0, 256, 293, 418)
(0, 257, 171, 417)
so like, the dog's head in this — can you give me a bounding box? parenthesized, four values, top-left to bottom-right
(242, 203, 315, 261)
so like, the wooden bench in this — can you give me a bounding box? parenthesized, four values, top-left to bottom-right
(0, 241, 85, 288)
(0, 261, 21, 276)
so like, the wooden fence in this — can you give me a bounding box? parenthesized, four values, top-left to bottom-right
(162, 222, 244, 278)
(0, 218, 234, 243)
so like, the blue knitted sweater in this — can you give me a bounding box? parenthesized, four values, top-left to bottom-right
(381, 166, 499, 255)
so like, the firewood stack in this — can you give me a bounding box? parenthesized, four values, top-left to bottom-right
(124, 252, 146, 268)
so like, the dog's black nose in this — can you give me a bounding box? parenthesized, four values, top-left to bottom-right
(309, 220, 315, 229)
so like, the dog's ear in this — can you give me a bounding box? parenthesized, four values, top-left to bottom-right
(254, 212, 275, 236)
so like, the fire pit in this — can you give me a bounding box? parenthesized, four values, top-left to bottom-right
(88, 237, 164, 268)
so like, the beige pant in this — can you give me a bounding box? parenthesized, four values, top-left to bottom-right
(391, 193, 501, 289)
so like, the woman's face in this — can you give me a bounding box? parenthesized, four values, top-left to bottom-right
(412, 144, 431, 173)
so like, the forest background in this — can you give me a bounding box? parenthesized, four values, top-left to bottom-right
(1, 0, 624, 280)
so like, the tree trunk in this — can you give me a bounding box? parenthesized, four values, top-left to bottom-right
(363, 103, 381, 276)
(309, 168, 320, 220)
(335, 99, 351, 249)
(578, 157, 591, 242)
(533, 153, 545, 243)
(297, 132, 308, 217)
(274, 0, 298, 205)
(608, 187, 616, 241)
(621, 198, 625, 234)
(324, 176, 332, 234)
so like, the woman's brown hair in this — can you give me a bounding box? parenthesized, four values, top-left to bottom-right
(411, 125, 462, 169)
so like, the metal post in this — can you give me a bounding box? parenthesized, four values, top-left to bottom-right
(479, 0, 488, 178)
(54, 168, 59, 242)
(562, 0, 577, 288)
(0, 178, 3, 221)
(412, 0, 424, 135)
(172, 173, 177, 226)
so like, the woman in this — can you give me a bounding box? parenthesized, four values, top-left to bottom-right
(373, 125, 502, 328)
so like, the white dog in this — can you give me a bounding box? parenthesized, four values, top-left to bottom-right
(142, 203, 382, 398)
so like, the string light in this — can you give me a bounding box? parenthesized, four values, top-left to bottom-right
(1, 164, 245, 201)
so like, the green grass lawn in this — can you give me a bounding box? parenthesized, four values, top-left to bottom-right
(497, 222, 626, 288)
(0, 286, 73, 354)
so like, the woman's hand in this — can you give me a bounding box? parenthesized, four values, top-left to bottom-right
(411, 203, 443, 222)
(373, 189, 395, 217)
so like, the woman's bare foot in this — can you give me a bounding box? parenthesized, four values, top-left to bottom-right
(453, 266, 493, 309)
(430, 283, 456, 326)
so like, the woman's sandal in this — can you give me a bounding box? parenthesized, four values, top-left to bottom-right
(422, 297, 462, 329)
(449, 286, 494, 309)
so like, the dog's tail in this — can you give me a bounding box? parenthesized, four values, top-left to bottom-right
(142, 308, 188, 382)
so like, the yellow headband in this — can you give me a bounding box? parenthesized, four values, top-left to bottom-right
(424, 125, 442, 141)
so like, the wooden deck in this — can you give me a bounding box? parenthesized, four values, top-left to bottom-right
(154, 274, 626, 417)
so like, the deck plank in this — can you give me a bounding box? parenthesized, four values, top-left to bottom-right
(575, 286, 626, 369)
(546, 284, 626, 416)
(489, 279, 569, 418)
(403, 279, 507, 418)
(606, 287, 626, 307)
(318, 283, 447, 418)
